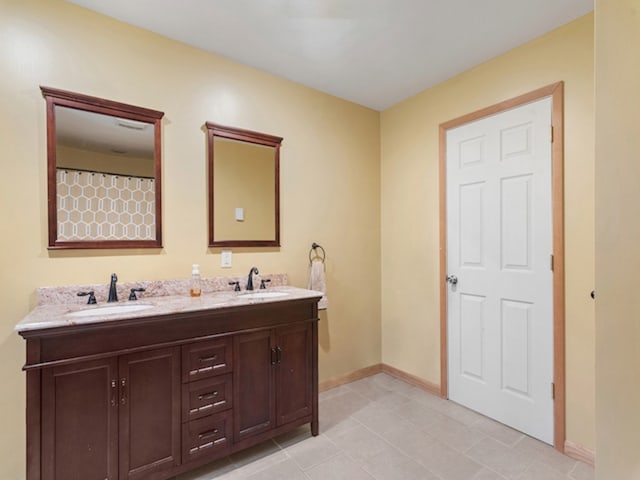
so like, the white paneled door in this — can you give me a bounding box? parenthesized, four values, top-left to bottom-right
(446, 97, 554, 444)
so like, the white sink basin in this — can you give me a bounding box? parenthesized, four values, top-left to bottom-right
(240, 291, 289, 300)
(67, 304, 154, 318)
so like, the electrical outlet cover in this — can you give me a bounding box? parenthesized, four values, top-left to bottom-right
(221, 250, 232, 268)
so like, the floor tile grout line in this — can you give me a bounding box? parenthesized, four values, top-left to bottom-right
(226, 439, 292, 479)
(347, 375, 542, 479)
(293, 447, 343, 473)
(512, 437, 580, 476)
(186, 373, 591, 480)
(344, 409, 449, 480)
(327, 415, 420, 477)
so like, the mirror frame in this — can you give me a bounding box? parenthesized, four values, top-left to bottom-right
(42, 86, 164, 249)
(206, 122, 282, 248)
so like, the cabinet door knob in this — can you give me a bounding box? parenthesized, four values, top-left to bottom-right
(120, 378, 127, 405)
(110, 379, 117, 407)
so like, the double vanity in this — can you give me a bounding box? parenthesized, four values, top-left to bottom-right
(17, 280, 322, 480)
(28, 84, 309, 479)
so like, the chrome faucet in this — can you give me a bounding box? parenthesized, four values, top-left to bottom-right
(246, 267, 259, 291)
(108, 273, 118, 302)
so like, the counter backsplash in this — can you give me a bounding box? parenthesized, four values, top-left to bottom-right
(36, 273, 289, 306)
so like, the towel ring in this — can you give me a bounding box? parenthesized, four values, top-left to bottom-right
(309, 242, 326, 264)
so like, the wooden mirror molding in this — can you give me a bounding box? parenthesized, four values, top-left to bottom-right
(42, 86, 164, 249)
(206, 122, 282, 248)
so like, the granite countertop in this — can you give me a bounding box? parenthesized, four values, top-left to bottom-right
(16, 285, 323, 334)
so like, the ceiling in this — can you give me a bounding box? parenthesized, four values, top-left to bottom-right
(66, 0, 593, 111)
(56, 107, 154, 158)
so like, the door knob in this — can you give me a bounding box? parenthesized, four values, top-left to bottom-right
(446, 275, 458, 285)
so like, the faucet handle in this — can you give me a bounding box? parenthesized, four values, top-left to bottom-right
(260, 279, 271, 289)
(77, 291, 97, 305)
(229, 281, 241, 292)
(128, 288, 146, 301)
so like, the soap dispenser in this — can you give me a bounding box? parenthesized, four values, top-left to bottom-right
(190, 264, 202, 297)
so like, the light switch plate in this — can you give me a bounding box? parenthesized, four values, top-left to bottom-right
(221, 250, 232, 268)
(235, 207, 244, 221)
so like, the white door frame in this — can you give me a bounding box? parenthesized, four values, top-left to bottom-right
(438, 82, 565, 452)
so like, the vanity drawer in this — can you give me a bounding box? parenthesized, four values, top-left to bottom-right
(182, 337, 232, 382)
(182, 374, 232, 422)
(182, 411, 232, 463)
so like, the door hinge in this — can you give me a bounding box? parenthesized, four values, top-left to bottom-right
(550, 254, 554, 271)
(551, 126, 554, 143)
(551, 382, 555, 399)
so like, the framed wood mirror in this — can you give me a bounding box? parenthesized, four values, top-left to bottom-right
(206, 122, 282, 247)
(42, 87, 164, 249)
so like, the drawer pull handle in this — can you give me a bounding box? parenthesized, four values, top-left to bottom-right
(198, 428, 219, 440)
(190, 442, 213, 453)
(198, 391, 219, 401)
(190, 404, 213, 414)
(198, 355, 218, 362)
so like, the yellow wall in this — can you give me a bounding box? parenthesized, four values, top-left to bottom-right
(380, 14, 595, 451)
(0, 2, 601, 477)
(594, 1, 640, 478)
(0, 1, 380, 478)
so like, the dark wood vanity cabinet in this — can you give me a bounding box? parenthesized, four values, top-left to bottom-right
(234, 330, 276, 442)
(119, 348, 181, 480)
(233, 323, 314, 443)
(22, 297, 319, 480)
(180, 338, 234, 464)
(41, 357, 119, 480)
(41, 348, 181, 480)
(274, 323, 314, 426)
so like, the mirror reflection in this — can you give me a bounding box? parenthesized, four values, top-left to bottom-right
(42, 87, 164, 249)
(213, 138, 275, 242)
(56, 107, 156, 241)
(206, 122, 282, 247)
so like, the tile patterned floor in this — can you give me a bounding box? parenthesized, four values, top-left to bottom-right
(177, 373, 595, 480)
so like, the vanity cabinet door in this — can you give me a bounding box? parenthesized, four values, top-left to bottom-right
(233, 330, 276, 442)
(275, 323, 313, 426)
(119, 347, 181, 480)
(233, 323, 314, 443)
(41, 357, 119, 480)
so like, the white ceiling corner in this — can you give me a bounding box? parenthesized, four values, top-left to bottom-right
(65, 0, 593, 111)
